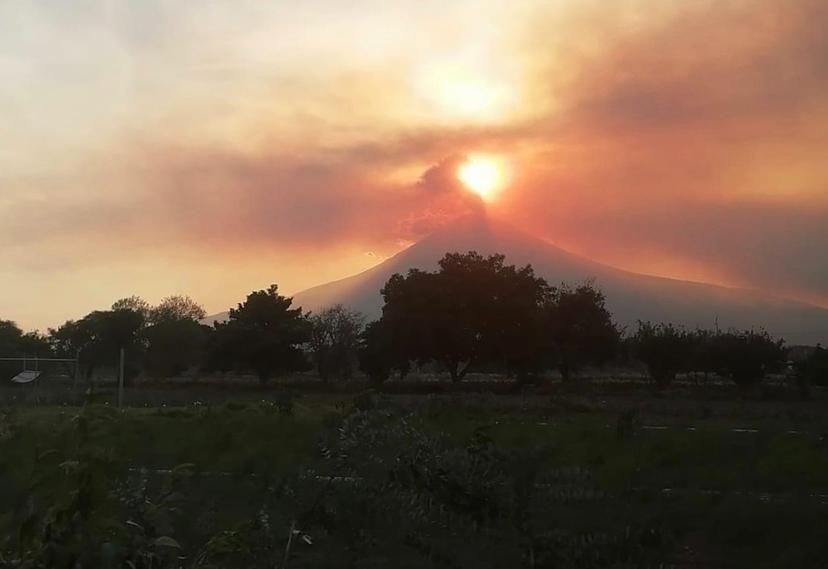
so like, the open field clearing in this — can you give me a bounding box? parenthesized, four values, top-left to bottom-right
(2, 391, 827, 568)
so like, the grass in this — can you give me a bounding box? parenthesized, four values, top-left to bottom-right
(3, 396, 826, 492)
(1, 393, 827, 568)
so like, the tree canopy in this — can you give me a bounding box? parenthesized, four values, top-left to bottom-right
(309, 304, 364, 381)
(149, 295, 207, 325)
(544, 283, 619, 382)
(209, 285, 311, 382)
(378, 252, 551, 381)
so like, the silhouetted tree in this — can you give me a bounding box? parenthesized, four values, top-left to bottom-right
(111, 296, 151, 320)
(0, 320, 52, 378)
(631, 321, 695, 386)
(0, 320, 49, 356)
(50, 308, 147, 382)
(208, 284, 311, 382)
(149, 295, 207, 325)
(687, 328, 720, 382)
(708, 329, 786, 389)
(544, 283, 619, 381)
(309, 305, 364, 381)
(142, 320, 209, 378)
(19, 331, 52, 357)
(380, 252, 551, 382)
(796, 344, 828, 388)
(142, 296, 210, 378)
(0, 320, 23, 356)
(358, 319, 411, 384)
(0, 320, 51, 358)
(49, 319, 95, 377)
(97, 309, 146, 381)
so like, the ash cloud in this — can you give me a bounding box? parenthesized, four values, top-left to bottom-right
(2, 0, 827, 319)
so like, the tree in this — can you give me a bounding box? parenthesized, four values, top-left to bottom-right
(379, 252, 551, 382)
(208, 284, 311, 382)
(50, 320, 89, 358)
(50, 319, 96, 377)
(50, 308, 146, 382)
(143, 296, 210, 377)
(0, 320, 51, 357)
(91, 309, 147, 382)
(0, 320, 23, 355)
(358, 319, 411, 384)
(111, 296, 151, 320)
(0, 320, 52, 378)
(143, 320, 210, 378)
(18, 331, 52, 357)
(544, 283, 619, 381)
(631, 321, 695, 386)
(309, 305, 364, 381)
(708, 329, 786, 389)
(796, 344, 828, 388)
(149, 295, 207, 325)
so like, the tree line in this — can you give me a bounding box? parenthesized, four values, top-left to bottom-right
(2, 251, 824, 388)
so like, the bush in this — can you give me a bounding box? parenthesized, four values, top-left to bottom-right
(796, 345, 828, 387)
(631, 322, 695, 386)
(706, 330, 786, 389)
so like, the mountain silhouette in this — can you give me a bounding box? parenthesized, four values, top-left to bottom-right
(206, 215, 828, 344)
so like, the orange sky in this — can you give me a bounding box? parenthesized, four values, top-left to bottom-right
(2, 0, 827, 330)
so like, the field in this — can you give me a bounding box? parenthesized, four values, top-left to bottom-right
(1, 382, 827, 568)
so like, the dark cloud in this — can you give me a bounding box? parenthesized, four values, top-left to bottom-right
(417, 154, 466, 194)
(3, 0, 827, 311)
(521, 196, 828, 304)
(502, 0, 828, 304)
(564, 0, 828, 131)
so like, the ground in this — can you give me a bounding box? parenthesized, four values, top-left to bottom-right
(1, 382, 827, 568)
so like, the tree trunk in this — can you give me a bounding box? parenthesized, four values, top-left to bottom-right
(445, 358, 464, 383)
(559, 361, 571, 382)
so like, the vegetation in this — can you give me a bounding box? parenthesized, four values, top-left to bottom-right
(377, 252, 551, 382)
(308, 305, 363, 381)
(631, 322, 697, 386)
(796, 344, 828, 387)
(357, 319, 406, 384)
(0, 251, 797, 391)
(208, 285, 311, 383)
(0, 245, 822, 567)
(631, 322, 787, 389)
(1, 398, 826, 568)
(544, 283, 619, 382)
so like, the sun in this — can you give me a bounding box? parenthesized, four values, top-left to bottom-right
(457, 156, 506, 202)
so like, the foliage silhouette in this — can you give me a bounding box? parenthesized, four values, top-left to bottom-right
(309, 305, 364, 381)
(208, 284, 311, 382)
(358, 319, 411, 384)
(631, 321, 695, 386)
(543, 283, 619, 382)
(796, 344, 828, 387)
(379, 252, 551, 382)
(149, 295, 207, 325)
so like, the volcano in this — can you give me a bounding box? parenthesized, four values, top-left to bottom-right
(208, 216, 828, 345)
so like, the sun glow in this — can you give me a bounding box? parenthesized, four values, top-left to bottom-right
(457, 156, 507, 202)
(413, 59, 518, 124)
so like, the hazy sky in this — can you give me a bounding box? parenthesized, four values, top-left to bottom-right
(2, 0, 827, 330)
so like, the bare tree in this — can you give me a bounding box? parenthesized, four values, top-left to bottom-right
(309, 305, 365, 381)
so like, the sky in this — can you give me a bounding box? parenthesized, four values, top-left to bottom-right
(1, 0, 827, 331)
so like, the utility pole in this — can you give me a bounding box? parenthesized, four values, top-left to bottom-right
(118, 347, 125, 408)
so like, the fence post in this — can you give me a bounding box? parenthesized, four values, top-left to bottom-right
(33, 355, 39, 406)
(118, 348, 125, 408)
(74, 349, 81, 390)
